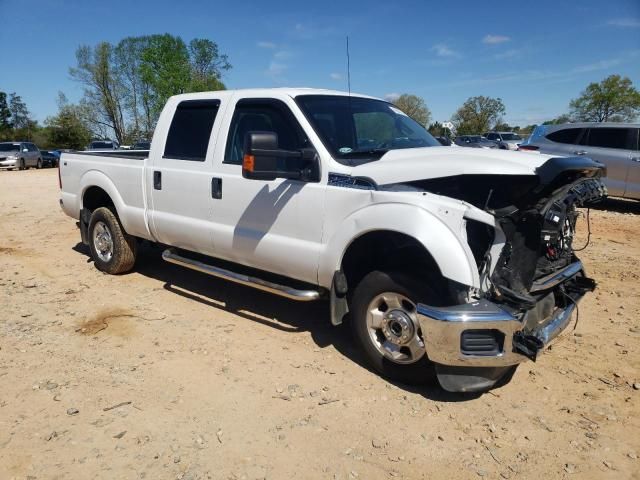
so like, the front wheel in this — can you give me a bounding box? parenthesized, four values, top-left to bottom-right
(19, 159, 25, 170)
(88, 207, 137, 274)
(350, 270, 436, 385)
(36, 158, 42, 169)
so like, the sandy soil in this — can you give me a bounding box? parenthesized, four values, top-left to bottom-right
(0, 169, 638, 480)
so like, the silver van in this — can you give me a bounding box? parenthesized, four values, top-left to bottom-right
(521, 123, 640, 199)
(0, 142, 44, 170)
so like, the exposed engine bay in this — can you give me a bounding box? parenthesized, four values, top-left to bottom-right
(391, 156, 608, 359)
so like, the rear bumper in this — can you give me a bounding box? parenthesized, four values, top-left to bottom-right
(417, 264, 589, 369)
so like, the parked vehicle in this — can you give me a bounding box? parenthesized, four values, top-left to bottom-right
(40, 150, 60, 167)
(59, 88, 605, 392)
(454, 135, 498, 149)
(132, 141, 151, 150)
(484, 131, 523, 150)
(87, 140, 119, 150)
(0, 141, 43, 170)
(520, 123, 640, 199)
(435, 136, 453, 146)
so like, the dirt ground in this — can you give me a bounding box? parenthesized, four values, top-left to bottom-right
(0, 169, 638, 480)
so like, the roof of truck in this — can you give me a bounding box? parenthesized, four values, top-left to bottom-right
(171, 87, 379, 102)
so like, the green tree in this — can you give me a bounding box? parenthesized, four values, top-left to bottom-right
(140, 34, 192, 119)
(392, 94, 431, 126)
(0, 92, 11, 140)
(542, 114, 571, 125)
(70, 42, 127, 143)
(45, 93, 92, 149)
(569, 75, 640, 122)
(427, 121, 452, 137)
(188, 38, 231, 92)
(8, 93, 38, 140)
(451, 96, 506, 135)
(115, 36, 153, 141)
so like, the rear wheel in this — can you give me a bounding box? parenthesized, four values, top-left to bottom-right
(88, 207, 137, 274)
(350, 270, 436, 385)
(36, 158, 42, 169)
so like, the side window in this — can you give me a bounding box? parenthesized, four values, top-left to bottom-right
(546, 128, 583, 145)
(584, 128, 633, 150)
(486, 133, 496, 140)
(163, 99, 220, 161)
(224, 100, 308, 165)
(29, 144, 38, 152)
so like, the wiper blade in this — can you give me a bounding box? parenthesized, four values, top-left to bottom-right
(340, 148, 389, 158)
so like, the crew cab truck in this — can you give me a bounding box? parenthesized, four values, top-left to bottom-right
(59, 88, 606, 392)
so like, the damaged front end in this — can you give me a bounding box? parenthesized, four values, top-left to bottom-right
(414, 156, 607, 392)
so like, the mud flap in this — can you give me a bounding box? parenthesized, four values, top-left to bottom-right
(79, 208, 91, 245)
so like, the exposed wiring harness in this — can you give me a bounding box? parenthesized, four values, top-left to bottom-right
(573, 208, 591, 252)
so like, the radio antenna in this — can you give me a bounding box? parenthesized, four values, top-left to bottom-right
(346, 36, 351, 95)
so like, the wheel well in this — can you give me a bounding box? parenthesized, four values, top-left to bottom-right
(340, 231, 446, 295)
(83, 186, 114, 212)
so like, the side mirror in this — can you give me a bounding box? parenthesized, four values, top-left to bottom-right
(242, 131, 319, 182)
(22, 148, 29, 152)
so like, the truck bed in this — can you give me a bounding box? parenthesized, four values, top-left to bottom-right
(59, 151, 152, 241)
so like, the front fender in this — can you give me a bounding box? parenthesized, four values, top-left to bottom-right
(318, 202, 479, 289)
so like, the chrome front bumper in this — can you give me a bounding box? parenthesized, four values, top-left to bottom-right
(417, 292, 581, 368)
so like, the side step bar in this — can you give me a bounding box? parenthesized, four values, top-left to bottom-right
(162, 248, 321, 302)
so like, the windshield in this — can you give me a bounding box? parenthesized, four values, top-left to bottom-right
(0, 143, 20, 152)
(296, 95, 440, 164)
(501, 133, 522, 141)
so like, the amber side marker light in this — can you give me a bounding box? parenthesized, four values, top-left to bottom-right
(243, 154, 255, 172)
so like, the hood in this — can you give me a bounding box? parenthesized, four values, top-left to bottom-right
(350, 146, 551, 185)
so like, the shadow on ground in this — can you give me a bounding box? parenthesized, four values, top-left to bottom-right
(592, 197, 640, 214)
(73, 241, 483, 402)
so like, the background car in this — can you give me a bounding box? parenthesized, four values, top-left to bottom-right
(132, 140, 151, 150)
(39, 150, 60, 167)
(484, 131, 523, 150)
(434, 136, 453, 146)
(0, 141, 43, 170)
(520, 122, 639, 199)
(454, 135, 498, 149)
(87, 140, 119, 150)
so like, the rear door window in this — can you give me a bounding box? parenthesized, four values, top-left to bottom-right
(583, 127, 634, 150)
(164, 99, 220, 161)
(546, 128, 584, 145)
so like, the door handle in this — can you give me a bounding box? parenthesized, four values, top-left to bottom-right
(211, 177, 222, 199)
(153, 171, 162, 190)
(573, 150, 587, 155)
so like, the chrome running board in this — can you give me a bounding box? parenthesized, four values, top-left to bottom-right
(162, 248, 321, 302)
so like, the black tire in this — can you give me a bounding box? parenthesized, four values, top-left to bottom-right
(19, 159, 25, 170)
(350, 270, 436, 385)
(87, 207, 137, 274)
(36, 158, 42, 169)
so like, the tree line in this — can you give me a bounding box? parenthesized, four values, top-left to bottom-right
(1, 49, 638, 149)
(0, 33, 231, 149)
(392, 74, 640, 137)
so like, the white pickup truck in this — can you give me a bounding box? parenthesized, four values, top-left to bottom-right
(60, 88, 606, 392)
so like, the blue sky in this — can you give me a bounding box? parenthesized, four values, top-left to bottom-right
(1, 0, 639, 126)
